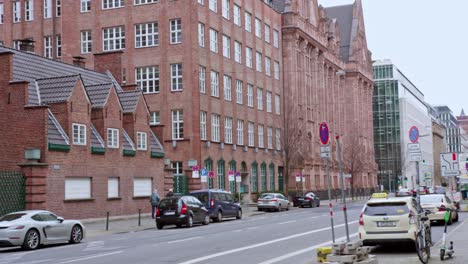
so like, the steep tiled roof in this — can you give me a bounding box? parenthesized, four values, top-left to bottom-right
(118, 90, 141, 113)
(36, 75, 80, 104)
(87, 83, 113, 108)
(149, 130, 164, 155)
(122, 129, 136, 152)
(324, 4, 354, 62)
(90, 124, 106, 150)
(47, 110, 70, 146)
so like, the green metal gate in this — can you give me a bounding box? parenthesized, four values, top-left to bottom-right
(173, 175, 189, 195)
(278, 167, 284, 192)
(0, 171, 26, 217)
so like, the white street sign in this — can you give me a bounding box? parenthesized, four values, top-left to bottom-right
(320, 145, 331, 159)
(441, 153, 460, 177)
(344, 174, 352, 179)
(235, 176, 242, 183)
(408, 143, 421, 153)
(409, 152, 422, 162)
(201, 175, 207, 183)
(192, 170, 200, 179)
(228, 175, 234, 182)
(295, 176, 301, 182)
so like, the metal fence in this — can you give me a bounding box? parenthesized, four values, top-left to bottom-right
(0, 171, 26, 217)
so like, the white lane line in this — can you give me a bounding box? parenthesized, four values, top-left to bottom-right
(258, 233, 358, 264)
(246, 227, 258, 230)
(178, 221, 358, 264)
(58, 251, 123, 264)
(309, 216, 320, 219)
(167, 236, 202, 244)
(278, 220, 297, 225)
(232, 229, 242, 232)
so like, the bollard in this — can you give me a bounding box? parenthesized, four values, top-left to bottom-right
(106, 212, 109, 231)
(138, 209, 141, 226)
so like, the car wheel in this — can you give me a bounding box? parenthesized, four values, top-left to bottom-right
(156, 223, 164, 230)
(454, 212, 459, 222)
(214, 211, 223, 222)
(186, 215, 193, 228)
(175, 224, 182, 228)
(69, 225, 83, 244)
(277, 205, 281, 212)
(311, 201, 316, 208)
(286, 204, 290, 211)
(236, 209, 242, 219)
(22, 229, 40, 250)
(316, 201, 320, 207)
(258, 208, 263, 211)
(448, 215, 453, 225)
(300, 205, 304, 208)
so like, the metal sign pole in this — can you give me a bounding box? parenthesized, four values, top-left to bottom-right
(416, 161, 420, 207)
(337, 136, 350, 242)
(326, 158, 335, 243)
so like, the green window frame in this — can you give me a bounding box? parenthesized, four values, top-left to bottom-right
(217, 159, 225, 190)
(260, 163, 267, 192)
(205, 158, 213, 189)
(229, 160, 236, 193)
(269, 163, 275, 191)
(251, 162, 258, 193)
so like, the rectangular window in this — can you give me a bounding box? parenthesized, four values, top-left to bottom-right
(134, 0, 157, 5)
(56, 35, 62, 57)
(209, 28, 218, 53)
(257, 87, 263, 110)
(44, 36, 52, 58)
(199, 66, 206, 93)
(198, 22, 205, 47)
(210, 70, 219, 97)
(135, 22, 159, 48)
(13, 40, 21, 50)
(0, 4, 3, 24)
(81, 30, 92, 54)
(171, 162, 183, 176)
(25, 0, 34, 21)
(65, 178, 91, 200)
(275, 94, 280, 114)
(225, 117, 233, 144)
(233, 4, 241, 26)
(274, 61, 280, 80)
(248, 122, 254, 147)
(256, 51, 262, 72)
(237, 119, 244, 145)
(108, 178, 119, 198)
(102, 0, 124, 9)
(211, 114, 220, 142)
(221, 0, 229, 19)
(81, 0, 91, 12)
(265, 57, 271, 76)
(13, 1, 21, 23)
(267, 127, 273, 149)
(200, 111, 207, 140)
(264, 24, 270, 43)
(247, 84, 254, 107)
(103, 26, 125, 51)
(223, 75, 231, 101)
(56, 0, 61, 17)
(235, 80, 242, 104)
(137, 132, 147, 150)
(245, 12, 251, 32)
(222, 35, 230, 58)
(258, 125, 264, 148)
(133, 178, 152, 197)
(73, 123, 86, 145)
(170, 19, 182, 44)
(136, 66, 159, 93)
(276, 128, 281, 150)
(246, 47, 252, 68)
(209, 0, 217, 12)
(266, 91, 272, 113)
(150, 111, 160, 125)
(170, 63, 183, 91)
(172, 110, 184, 140)
(234, 41, 242, 63)
(273, 29, 279, 48)
(255, 18, 261, 38)
(107, 128, 119, 148)
(44, 0, 51, 18)
(198, 0, 204, 5)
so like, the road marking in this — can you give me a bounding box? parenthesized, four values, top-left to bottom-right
(178, 221, 358, 264)
(257, 233, 358, 264)
(278, 220, 296, 225)
(232, 229, 242, 232)
(167, 236, 202, 244)
(57, 251, 123, 264)
(432, 218, 467, 248)
(246, 227, 258, 230)
(309, 216, 320, 219)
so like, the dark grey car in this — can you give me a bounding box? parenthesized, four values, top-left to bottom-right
(155, 196, 210, 229)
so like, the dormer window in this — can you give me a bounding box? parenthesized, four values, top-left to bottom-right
(73, 123, 86, 145)
(107, 128, 119, 148)
(137, 132, 147, 150)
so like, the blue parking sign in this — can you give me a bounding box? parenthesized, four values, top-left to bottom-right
(201, 169, 207, 176)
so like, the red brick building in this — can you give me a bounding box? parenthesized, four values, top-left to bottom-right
(0, 46, 165, 219)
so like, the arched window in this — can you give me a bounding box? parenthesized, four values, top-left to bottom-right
(229, 160, 236, 193)
(269, 163, 275, 191)
(251, 162, 258, 193)
(205, 158, 213, 189)
(260, 163, 267, 192)
(217, 159, 225, 190)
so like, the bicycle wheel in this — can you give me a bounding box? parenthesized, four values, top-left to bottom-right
(416, 232, 430, 264)
(440, 249, 445, 261)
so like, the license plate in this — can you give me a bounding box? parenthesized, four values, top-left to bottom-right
(377, 221, 396, 227)
(164, 211, 175, 215)
(298, 198, 304, 201)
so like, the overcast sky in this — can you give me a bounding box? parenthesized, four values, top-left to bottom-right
(319, 0, 467, 116)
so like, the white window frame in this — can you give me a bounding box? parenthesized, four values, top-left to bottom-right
(233, 4, 241, 26)
(274, 61, 280, 80)
(44, 0, 52, 18)
(273, 29, 279, 48)
(210, 70, 219, 97)
(276, 128, 281, 150)
(81, 30, 92, 54)
(266, 91, 272, 113)
(247, 84, 254, 107)
(264, 24, 270, 43)
(170, 19, 182, 44)
(200, 111, 207, 140)
(267, 127, 273, 149)
(223, 75, 231, 101)
(81, 0, 91, 13)
(225, 117, 233, 144)
(108, 178, 119, 198)
(209, 28, 218, 53)
(172, 110, 184, 140)
(0, 3, 4, 24)
(256, 51, 262, 72)
(107, 128, 119, 148)
(103, 26, 125, 51)
(44, 36, 52, 59)
(258, 125, 264, 148)
(198, 0, 204, 5)
(245, 11, 251, 32)
(72, 123, 86, 145)
(136, 65, 160, 94)
(198, 22, 205, 47)
(150, 111, 160, 125)
(222, 35, 230, 58)
(170, 63, 183, 91)
(56, 0, 61, 17)
(248, 122, 255, 147)
(246, 47, 252, 68)
(65, 178, 91, 200)
(275, 94, 280, 115)
(257, 87, 263, 110)
(25, 0, 34, 21)
(13, 40, 21, 50)
(235, 80, 243, 104)
(255, 18, 261, 38)
(237, 119, 244, 145)
(13, 1, 21, 23)
(102, 0, 124, 10)
(265, 57, 271, 76)
(209, 0, 217, 13)
(221, 0, 229, 20)
(135, 22, 159, 48)
(199, 66, 206, 93)
(56, 35, 62, 57)
(134, 0, 157, 5)
(211, 114, 220, 142)
(133, 178, 152, 197)
(234, 41, 242, 63)
(137, 132, 147, 150)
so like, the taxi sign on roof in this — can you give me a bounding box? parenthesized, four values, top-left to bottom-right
(371, 192, 388, 199)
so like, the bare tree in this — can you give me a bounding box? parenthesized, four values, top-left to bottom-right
(342, 132, 366, 198)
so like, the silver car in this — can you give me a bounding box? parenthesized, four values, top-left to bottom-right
(0, 210, 85, 250)
(257, 193, 290, 212)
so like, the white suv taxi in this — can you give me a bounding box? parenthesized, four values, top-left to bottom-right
(358, 193, 430, 246)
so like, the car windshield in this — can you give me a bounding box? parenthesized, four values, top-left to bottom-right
(398, 189, 409, 192)
(159, 198, 179, 209)
(0, 213, 27, 222)
(420, 195, 444, 204)
(191, 193, 209, 203)
(364, 202, 409, 216)
(260, 194, 275, 199)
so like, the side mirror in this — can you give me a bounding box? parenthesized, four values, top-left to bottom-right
(57, 217, 64, 223)
(424, 210, 432, 215)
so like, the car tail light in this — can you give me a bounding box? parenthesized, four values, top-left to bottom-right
(14, 225, 25, 230)
(359, 213, 364, 226)
(210, 198, 215, 208)
(181, 203, 188, 214)
(271, 199, 278, 202)
(409, 210, 416, 224)
(306, 197, 312, 201)
(156, 208, 161, 217)
(438, 205, 446, 212)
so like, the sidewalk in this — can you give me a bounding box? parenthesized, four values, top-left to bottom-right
(81, 205, 266, 238)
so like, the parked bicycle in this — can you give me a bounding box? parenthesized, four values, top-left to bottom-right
(439, 207, 457, 261)
(415, 209, 431, 264)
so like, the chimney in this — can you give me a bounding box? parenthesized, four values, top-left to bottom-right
(72, 56, 86, 68)
(94, 51, 123, 84)
(19, 39, 35, 53)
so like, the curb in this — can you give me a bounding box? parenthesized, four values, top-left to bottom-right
(81, 213, 152, 224)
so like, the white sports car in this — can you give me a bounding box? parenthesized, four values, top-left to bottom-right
(0, 210, 85, 250)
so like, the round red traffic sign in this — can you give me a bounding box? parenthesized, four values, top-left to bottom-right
(319, 122, 330, 145)
(409, 126, 419, 143)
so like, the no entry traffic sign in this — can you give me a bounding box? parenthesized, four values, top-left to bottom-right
(409, 126, 419, 143)
(319, 122, 330, 145)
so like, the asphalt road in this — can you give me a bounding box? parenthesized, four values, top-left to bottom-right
(0, 201, 465, 264)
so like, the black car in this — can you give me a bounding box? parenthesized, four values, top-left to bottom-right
(293, 192, 320, 208)
(155, 196, 210, 229)
(190, 189, 242, 222)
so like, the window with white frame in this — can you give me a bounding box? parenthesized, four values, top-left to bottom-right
(56, 35, 62, 57)
(210, 70, 219, 97)
(248, 122, 254, 147)
(275, 94, 280, 114)
(198, 0, 204, 5)
(257, 87, 263, 110)
(235, 80, 242, 104)
(150, 111, 160, 125)
(56, 0, 61, 16)
(266, 91, 272, 113)
(25, 0, 34, 21)
(103, 0, 124, 9)
(209, 0, 217, 12)
(256, 51, 262, 72)
(276, 128, 281, 150)
(233, 4, 241, 26)
(44, 36, 52, 58)
(247, 84, 254, 107)
(171, 110, 184, 139)
(225, 117, 232, 144)
(273, 29, 279, 48)
(172, 162, 183, 175)
(133, 178, 152, 197)
(134, 0, 157, 5)
(264, 24, 270, 43)
(209, 28, 218, 53)
(136, 65, 159, 93)
(265, 57, 271, 76)
(103, 26, 125, 51)
(81, 30, 92, 53)
(44, 0, 51, 18)
(198, 22, 205, 47)
(245, 11, 251, 32)
(222, 0, 229, 19)
(0, 3, 4, 24)
(234, 41, 242, 63)
(267, 127, 273, 149)
(108, 178, 119, 198)
(13, 1, 21, 23)
(200, 111, 207, 140)
(255, 18, 261, 38)
(237, 119, 244, 145)
(223, 75, 231, 101)
(170, 19, 182, 44)
(107, 128, 119, 148)
(274, 61, 280, 80)
(170, 63, 183, 91)
(199, 66, 206, 93)
(81, 0, 91, 12)
(137, 132, 147, 150)
(73, 123, 86, 145)
(135, 22, 159, 48)
(65, 178, 91, 199)
(13, 40, 21, 50)
(258, 125, 264, 148)
(246, 47, 252, 68)
(222, 35, 230, 58)
(211, 114, 220, 142)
